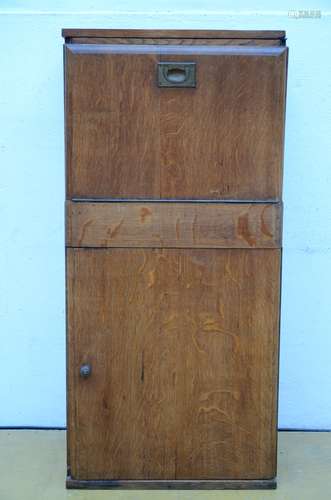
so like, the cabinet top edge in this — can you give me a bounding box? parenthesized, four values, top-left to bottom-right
(61, 29, 286, 41)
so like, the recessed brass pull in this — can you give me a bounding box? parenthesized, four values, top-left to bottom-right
(157, 62, 196, 88)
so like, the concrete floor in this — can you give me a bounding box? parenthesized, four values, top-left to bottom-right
(0, 431, 330, 500)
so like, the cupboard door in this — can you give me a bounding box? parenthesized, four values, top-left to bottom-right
(65, 45, 287, 200)
(67, 248, 280, 480)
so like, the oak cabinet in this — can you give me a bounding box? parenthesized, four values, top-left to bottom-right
(63, 29, 287, 490)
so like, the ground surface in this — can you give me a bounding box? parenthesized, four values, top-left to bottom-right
(0, 431, 330, 499)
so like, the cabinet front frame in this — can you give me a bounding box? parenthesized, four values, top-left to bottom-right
(64, 28, 287, 490)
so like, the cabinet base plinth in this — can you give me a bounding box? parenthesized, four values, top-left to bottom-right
(66, 476, 276, 490)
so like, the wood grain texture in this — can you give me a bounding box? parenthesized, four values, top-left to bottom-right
(66, 476, 277, 489)
(66, 201, 282, 249)
(64, 29, 286, 488)
(67, 248, 281, 481)
(62, 29, 285, 40)
(65, 44, 287, 200)
(65, 45, 160, 200)
(69, 37, 283, 46)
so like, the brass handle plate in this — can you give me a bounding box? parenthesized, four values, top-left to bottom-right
(157, 62, 196, 88)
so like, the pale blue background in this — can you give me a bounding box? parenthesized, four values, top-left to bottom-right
(1, 1, 330, 428)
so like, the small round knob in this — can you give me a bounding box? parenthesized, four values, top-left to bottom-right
(80, 363, 91, 379)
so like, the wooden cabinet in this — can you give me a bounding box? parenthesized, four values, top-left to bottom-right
(63, 29, 288, 490)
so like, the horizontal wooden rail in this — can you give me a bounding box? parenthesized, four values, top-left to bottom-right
(66, 201, 282, 249)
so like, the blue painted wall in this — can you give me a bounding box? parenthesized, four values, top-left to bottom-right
(1, 1, 330, 428)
